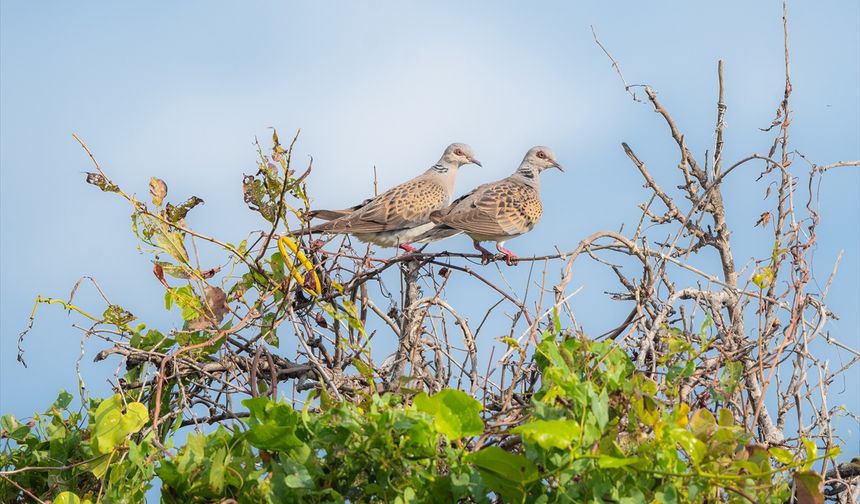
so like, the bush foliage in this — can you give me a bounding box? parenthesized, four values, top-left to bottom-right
(2, 333, 831, 502)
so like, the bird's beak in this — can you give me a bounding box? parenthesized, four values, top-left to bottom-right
(469, 157, 482, 167)
(552, 160, 564, 172)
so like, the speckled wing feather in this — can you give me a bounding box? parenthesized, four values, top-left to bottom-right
(311, 177, 449, 234)
(431, 179, 543, 239)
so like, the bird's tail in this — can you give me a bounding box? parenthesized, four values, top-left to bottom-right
(286, 220, 341, 237)
(288, 204, 365, 235)
(306, 197, 372, 222)
(306, 209, 351, 221)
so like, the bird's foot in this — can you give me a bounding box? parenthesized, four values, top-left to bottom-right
(473, 241, 494, 265)
(399, 243, 417, 253)
(499, 247, 519, 266)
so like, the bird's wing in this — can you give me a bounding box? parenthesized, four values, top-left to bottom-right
(434, 179, 543, 238)
(318, 176, 449, 234)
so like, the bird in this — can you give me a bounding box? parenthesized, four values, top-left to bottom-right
(297, 143, 481, 252)
(414, 146, 563, 265)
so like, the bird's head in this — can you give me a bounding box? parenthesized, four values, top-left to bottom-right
(523, 146, 563, 172)
(442, 143, 482, 168)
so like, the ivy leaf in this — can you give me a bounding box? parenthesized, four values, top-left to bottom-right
(92, 395, 148, 455)
(89, 394, 148, 478)
(413, 389, 483, 439)
(241, 397, 304, 451)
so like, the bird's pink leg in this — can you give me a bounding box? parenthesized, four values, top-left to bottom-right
(496, 243, 518, 266)
(399, 243, 417, 253)
(473, 240, 494, 265)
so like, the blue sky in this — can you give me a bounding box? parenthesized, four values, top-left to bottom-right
(2, 0, 858, 456)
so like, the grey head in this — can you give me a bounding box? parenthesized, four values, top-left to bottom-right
(438, 142, 482, 168)
(520, 146, 563, 172)
(513, 146, 563, 182)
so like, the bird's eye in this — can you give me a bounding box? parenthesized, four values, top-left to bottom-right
(537, 151, 546, 159)
(455, 149, 463, 156)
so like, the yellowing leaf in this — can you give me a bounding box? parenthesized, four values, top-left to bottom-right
(752, 266, 774, 289)
(54, 491, 82, 504)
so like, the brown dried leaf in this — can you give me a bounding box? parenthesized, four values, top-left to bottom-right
(793, 471, 824, 504)
(200, 266, 221, 279)
(315, 312, 328, 329)
(149, 177, 168, 206)
(755, 211, 771, 228)
(153, 263, 170, 289)
(187, 286, 229, 331)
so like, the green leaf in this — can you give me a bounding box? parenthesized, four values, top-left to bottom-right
(596, 455, 641, 468)
(672, 428, 706, 465)
(590, 387, 609, 430)
(770, 447, 795, 466)
(208, 447, 226, 493)
(241, 397, 304, 451)
(413, 389, 484, 439)
(717, 407, 734, 427)
(120, 402, 148, 434)
(91, 394, 149, 462)
(279, 458, 313, 489)
(802, 438, 818, 471)
(54, 389, 74, 409)
(165, 285, 204, 321)
(92, 396, 121, 451)
(468, 446, 538, 503)
(102, 304, 136, 329)
(513, 419, 581, 450)
(689, 409, 716, 441)
(54, 491, 81, 504)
